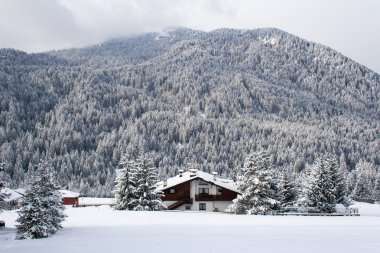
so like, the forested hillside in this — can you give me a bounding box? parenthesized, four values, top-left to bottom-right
(0, 27, 379, 196)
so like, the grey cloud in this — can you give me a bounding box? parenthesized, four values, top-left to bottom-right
(0, 0, 379, 73)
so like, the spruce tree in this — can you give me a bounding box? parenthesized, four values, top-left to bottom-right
(371, 173, 380, 202)
(230, 150, 279, 215)
(114, 153, 136, 210)
(129, 154, 165, 211)
(326, 157, 350, 206)
(0, 162, 6, 212)
(300, 157, 335, 213)
(16, 160, 65, 239)
(352, 160, 375, 199)
(278, 171, 297, 209)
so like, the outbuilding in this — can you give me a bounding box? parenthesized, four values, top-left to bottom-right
(59, 190, 80, 206)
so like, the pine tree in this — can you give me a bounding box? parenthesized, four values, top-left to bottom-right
(129, 154, 165, 211)
(16, 160, 65, 239)
(0, 162, 7, 212)
(114, 153, 136, 210)
(371, 173, 380, 202)
(300, 157, 335, 213)
(230, 150, 279, 215)
(352, 160, 376, 199)
(278, 171, 297, 209)
(326, 157, 350, 206)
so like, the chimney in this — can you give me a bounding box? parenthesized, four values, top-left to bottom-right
(179, 169, 184, 177)
(163, 179, 168, 187)
(189, 169, 197, 177)
(212, 172, 217, 181)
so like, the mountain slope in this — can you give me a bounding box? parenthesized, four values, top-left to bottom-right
(0, 28, 379, 196)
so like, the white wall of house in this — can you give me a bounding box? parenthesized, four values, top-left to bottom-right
(163, 201, 176, 208)
(192, 201, 213, 212)
(190, 180, 196, 198)
(213, 201, 232, 212)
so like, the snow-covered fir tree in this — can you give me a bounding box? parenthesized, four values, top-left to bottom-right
(0, 188, 6, 211)
(230, 150, 279, 215)
(371, 173, 380, 202)
(351, 160, 376, 200)
(16, 160, 65, 239)
(128, 154, 165, 211)
(278, 171, 297, 209)
(326, 157, 350, 206)
(299, 157, 342, 213)
(0, 162, 6, 211)
(114, 153, 136, 210)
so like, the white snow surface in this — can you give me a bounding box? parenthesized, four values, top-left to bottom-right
(1, 202, 380, 253)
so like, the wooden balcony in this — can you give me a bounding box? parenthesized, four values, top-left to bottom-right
(195, 194, 228, 201)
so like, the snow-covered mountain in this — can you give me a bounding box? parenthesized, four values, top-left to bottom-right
(0, 27, 379, 196)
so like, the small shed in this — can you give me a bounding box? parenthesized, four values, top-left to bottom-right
(59, 190, 80, 206)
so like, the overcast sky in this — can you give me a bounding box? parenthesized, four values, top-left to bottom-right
(0, 0, 379, 73)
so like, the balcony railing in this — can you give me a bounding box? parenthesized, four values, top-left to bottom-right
(195, 194, 226, 201)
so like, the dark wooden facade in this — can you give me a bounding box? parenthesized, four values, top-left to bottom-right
(62, 197, 79, 206)
(162, 181, 191, 201)
(195, 187, 238, 201)
(162, 179, 238, 203)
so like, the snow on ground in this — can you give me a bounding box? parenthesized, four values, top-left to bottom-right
(1, 202, 380, 253)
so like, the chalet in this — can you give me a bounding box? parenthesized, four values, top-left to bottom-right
(0, 188, 25, 210)
(156, 169, 240, 212)
(59, 190, 80, 206)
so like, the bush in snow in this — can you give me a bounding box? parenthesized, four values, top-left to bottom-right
(229, 150, 279, 215)
(16, 160, 65, 239)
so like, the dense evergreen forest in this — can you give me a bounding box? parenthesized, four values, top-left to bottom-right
(0, 27, 379, 197)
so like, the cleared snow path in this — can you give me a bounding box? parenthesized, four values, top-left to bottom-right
(1, 204, 380, 253)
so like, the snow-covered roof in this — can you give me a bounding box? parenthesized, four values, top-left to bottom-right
(1, 188, 23, 202)
(59, 190, 80, 198)
(156, 170, 239, 193)
(79, 197, 115, 205)
(14, 188, 26, 195)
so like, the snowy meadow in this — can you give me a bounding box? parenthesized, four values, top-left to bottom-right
(1, 203, 380, 253)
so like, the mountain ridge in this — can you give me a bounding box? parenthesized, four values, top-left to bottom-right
(0, 27, 379, 196)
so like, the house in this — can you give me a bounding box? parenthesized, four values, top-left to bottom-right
(59, 190, 80, 206)
(156, 169, 240, 212)
(0, 188, 25, 209)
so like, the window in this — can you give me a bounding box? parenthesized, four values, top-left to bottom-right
(169, 188, 176, 194)
(199, 188, 209, 195)
(185, 205, 191, 210)
(199, 203, 206, 211)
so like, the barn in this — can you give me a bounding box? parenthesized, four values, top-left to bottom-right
(59, 190, 80, 206)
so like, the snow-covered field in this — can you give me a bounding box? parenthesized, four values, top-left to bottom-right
(1, 203, 380, 253)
